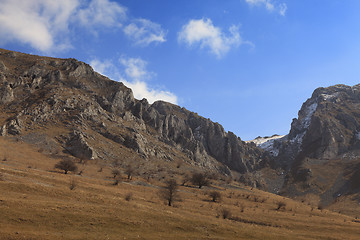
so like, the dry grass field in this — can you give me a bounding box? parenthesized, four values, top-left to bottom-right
(1, 136, 360, 240)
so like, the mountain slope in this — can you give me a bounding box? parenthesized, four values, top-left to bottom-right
(262, 84, 360, 203)
(0, 48, 268, 176)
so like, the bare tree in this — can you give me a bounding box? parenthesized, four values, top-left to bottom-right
(159, 179, 179, 206)
(209, 191, 221, 202)
(191, 172, 210, 189)
(55, 159, 78, 174)
(124, 164, 135, 180)
(112, 168, 121, 179)
(181, 173, 191, 186)
(219, 208, 232, 219)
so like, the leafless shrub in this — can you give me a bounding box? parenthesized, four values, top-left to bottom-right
(176, 160, 183, 169)
(0, 173, 4, 181)
(209, 191, 222, 202)
(159, 179, 179, 206)
(240, 204, 245, 212)
(318, 204, 324, 211)
(112, 168, 121, 179)
(276, 201, 286, 211)
(191, 172, 210, 189)
(125, 192, 133, 201)
(219, 208, 232, 219)
(125, 164, 135, 180)
(98, 167, 103, 172)
(181, 174, 191, 186)
(69, 178, 77, 190)
(55, 159, 78, 174)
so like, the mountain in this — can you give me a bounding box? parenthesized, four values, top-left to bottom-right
(0, 48, 269, 179)
(261, 84, 360, 204)
(4, 48, 360, 207)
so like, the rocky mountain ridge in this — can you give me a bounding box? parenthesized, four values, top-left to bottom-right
(256, 84, 360, 203)
(0, 48, 268, 177)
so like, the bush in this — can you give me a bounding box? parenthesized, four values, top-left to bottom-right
(55, 159, 78, 174)
(125, 192, 133, 201)
(220, 208, 232, 219)
(112, 168, 121, 179)
(276, 201, 286, 210)
(318, 204, 324, 211)
(69, 178, 77, 190)
(125, 164, 135, 180)
(181, 174, 191, 186)
(209, 191, 221, 202)
(191, 172, 210, 189)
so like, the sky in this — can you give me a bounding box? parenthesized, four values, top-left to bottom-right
(1, 0, 360, 140)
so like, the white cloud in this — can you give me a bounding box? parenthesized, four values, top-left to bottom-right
(245, 0, 287, 16)
(90, 59, 115, 76)
(120, 57, 177, 104)
(124, 18, 166, 46)
(178, 18, 250, 58)
(0, 0, 164, 52)
(90, 57, 178, 105)
(0, 0, 79, 52)
(119, 57, 151, 81)
(77, 0, 127, 28)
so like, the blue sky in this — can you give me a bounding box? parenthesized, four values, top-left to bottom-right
(1, 0, 360, 140)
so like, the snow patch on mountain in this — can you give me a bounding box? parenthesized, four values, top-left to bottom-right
(301, 102, 318, 129)
(321, 93, 339, 101)
(247, 135, 285, 156)
(288, 100, 318, 152)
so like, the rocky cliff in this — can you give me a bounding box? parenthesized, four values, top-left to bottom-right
(0, 48, 268, 176)
(257, 84, 360, 202)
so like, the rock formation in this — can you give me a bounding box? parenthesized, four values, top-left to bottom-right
(254, 84, 360, 201)
(0, 48, 268, 176)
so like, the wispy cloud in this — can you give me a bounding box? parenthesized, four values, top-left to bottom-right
(0, 0, 79, 52)
(77, 0, 127, 28)
(245, 0, 287, 16)
(178, 18, 252, 58)
(90, 57, 178, 104)
(124, 18, 167, 46)
(0, 0, 166, 53)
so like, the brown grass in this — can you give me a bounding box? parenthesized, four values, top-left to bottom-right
(1, 136, 360, 239)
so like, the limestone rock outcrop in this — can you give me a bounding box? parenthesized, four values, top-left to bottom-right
(0, 48, 267, 176)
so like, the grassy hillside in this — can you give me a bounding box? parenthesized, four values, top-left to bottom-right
(1, 136, 360, 239)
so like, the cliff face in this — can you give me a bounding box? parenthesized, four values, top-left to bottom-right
(259, 84, 360, 201)
(274, 84, 360, 167)
(0, 49, 267, 175)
